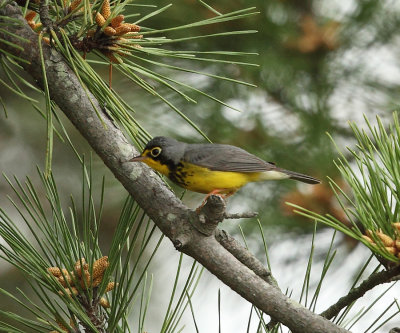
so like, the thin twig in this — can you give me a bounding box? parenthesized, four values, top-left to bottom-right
(39, 0, 54, 30)
(224, 211, 258, 219)
(215, 229, 277, 286)
(320, 265, 400, 319)
(214, 228, 282, 330)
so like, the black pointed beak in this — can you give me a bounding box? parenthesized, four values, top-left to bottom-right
(130, 155, 146, 162)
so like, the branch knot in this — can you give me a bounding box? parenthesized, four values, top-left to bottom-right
(190, 195, 226, 236)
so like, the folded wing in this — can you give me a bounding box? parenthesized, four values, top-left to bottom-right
(183, 144, 275, 172)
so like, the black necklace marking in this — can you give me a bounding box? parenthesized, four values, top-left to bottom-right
(168, 162, 189, 187)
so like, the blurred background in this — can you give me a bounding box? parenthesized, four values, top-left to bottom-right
(1, 0, 400, 332)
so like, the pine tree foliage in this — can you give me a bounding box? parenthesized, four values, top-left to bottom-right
(0, 161, 202, 332)
(293, 113, 400, 263)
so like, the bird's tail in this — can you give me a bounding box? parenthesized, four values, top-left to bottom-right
(277, 168, 320, 185)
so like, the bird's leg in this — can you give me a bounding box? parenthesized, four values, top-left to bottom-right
(206, 188, 228, 200)
(223, 189, 237, 198)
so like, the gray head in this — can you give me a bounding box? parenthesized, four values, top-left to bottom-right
(132, 136, 186, 166)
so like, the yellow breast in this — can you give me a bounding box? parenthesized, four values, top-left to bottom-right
(170, 162, 262, 194)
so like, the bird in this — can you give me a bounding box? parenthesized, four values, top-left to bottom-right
(130, 136, 320, 199)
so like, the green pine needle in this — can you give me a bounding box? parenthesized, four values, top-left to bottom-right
(290, 112, 400, 263)
(38, 33, 53, 179)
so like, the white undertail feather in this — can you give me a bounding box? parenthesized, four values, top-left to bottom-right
(260, 171, 290, 180)
(259, 169, 320, 184)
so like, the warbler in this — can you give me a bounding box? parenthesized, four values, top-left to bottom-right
(130, 136, 320, 197)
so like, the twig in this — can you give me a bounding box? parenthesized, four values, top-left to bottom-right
(193, 195, 257, 234)
(224, 211, 258, 219)
(215, 229, 278, 287)
(39, 0, 54, 30)
(214, 227, 280, 330)
(56, 13, 82, 28)
(320, 265, 400, 319)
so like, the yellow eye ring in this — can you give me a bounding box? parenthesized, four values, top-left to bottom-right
(150, 147, 161, 157)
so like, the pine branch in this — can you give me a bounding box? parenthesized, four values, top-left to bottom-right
(320, 265, 400, 320)
(214, 228, 278, 287)
(0, 3, 350, 333)
(39, 0, 53, 30)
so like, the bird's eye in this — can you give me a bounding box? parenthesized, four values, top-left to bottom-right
(150, 147, 162, 157)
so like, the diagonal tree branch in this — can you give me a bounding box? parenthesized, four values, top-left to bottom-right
(0, 3, 350, 332)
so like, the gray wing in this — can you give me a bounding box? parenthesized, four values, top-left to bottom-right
(183, 144, 276, 172)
